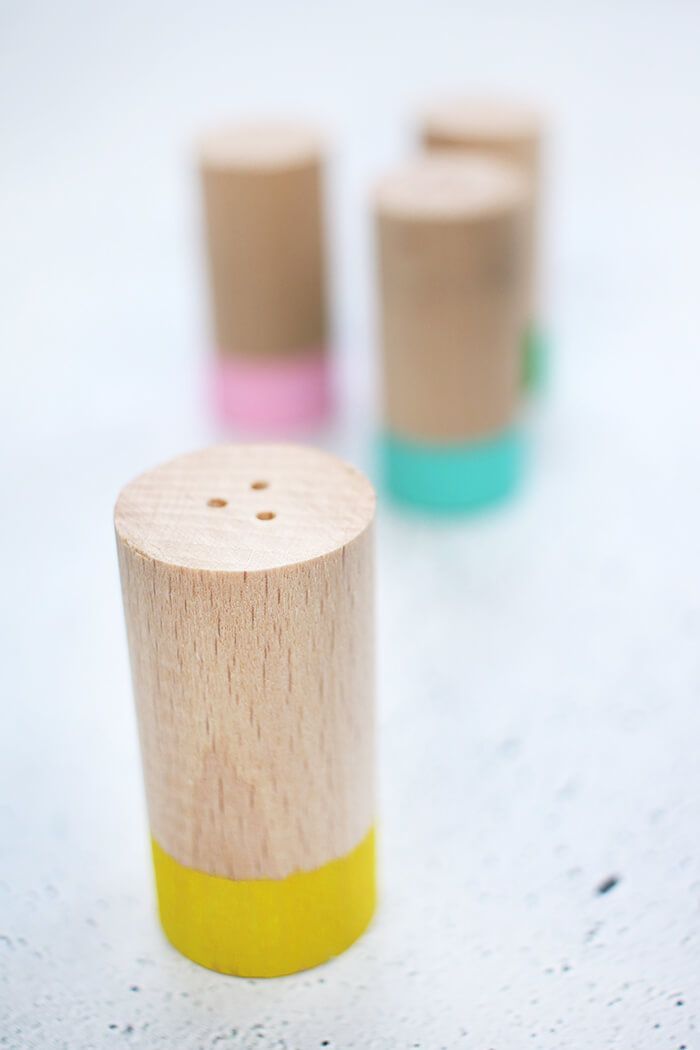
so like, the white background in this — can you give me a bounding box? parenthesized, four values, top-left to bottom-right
(1, 2, 699, 1047)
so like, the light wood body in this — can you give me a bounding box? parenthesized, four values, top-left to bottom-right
(421, 98, 543, 326)
(115, 445, 375, 881)
(200, 123, 328, 359)
(375, 156, 529, 442)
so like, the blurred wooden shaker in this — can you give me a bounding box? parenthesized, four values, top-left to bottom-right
(200, 122, 332, 433)
(374, 155, 529, 511)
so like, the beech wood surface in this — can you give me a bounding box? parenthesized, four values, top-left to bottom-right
(200, 123, 328, 359)
(375, 155, 529, 442)
(115, 444, 375, 880)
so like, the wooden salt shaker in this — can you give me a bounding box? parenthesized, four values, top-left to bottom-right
(420, 98, 546, 390)
(114, 445, 376, 976)
(374, 155, 529, 512)
(199, 123, 331, 433)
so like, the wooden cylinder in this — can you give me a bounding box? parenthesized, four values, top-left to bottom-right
(199, 123, 331, 433)
(375, 155, 529, 511)
(114, 444, 376, 977)
(420, 98, 545, 391)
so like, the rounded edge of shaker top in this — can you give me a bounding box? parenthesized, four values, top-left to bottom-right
(114, 444, 376, 574)
(374, 154, 528, 222)
(198, 120, 325, 172)
(421, 96, 543, 144)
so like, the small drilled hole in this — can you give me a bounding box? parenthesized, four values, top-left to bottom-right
(250, 480, 269, 490)
(207, 498, 227, 508)
(256, 511, 275, 521)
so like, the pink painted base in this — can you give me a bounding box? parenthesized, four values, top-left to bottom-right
(211, 350, 332, 435)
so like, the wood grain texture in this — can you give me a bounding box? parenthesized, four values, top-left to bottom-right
(374, 155, 529, 442)
(420, 97, 543, 324)
(199, 122, 328, 359)
(115, 445, 375, 881)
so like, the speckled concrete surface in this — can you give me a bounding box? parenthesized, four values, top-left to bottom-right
(1, 2, 699, 1047)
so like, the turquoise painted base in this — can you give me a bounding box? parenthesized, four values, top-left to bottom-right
(523, 324, 549, 393)
(381, 430, 524, 513)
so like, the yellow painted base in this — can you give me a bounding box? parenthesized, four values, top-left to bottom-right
(151, 828, 376, 977)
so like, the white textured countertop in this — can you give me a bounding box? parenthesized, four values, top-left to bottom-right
(1, 2, 699, 1047)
